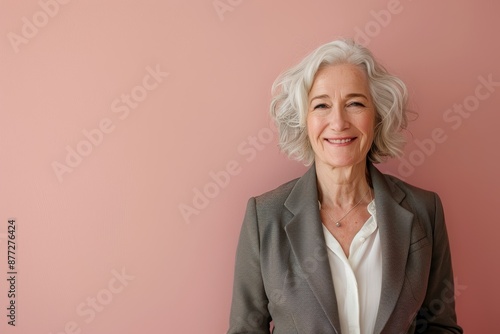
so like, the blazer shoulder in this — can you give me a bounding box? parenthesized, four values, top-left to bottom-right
(382, 172, 441, 213)
(254, 176, 299, 203)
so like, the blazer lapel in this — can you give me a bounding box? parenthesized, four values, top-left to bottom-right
(369, 164, 415, 334)
(282, 163, 414, 333)
(283, 165, 342, 333)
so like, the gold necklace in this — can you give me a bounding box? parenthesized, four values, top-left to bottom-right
(319, 188, 370, 227)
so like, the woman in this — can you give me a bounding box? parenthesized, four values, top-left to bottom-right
(227, 39, 462, 334)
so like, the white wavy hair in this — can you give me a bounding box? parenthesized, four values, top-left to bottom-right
(270, 38, 409, 165)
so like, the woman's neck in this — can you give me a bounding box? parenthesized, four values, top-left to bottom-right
(315, 161, 371, 209)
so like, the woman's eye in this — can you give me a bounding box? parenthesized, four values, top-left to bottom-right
(313, 103, 329, 110)
(347, 101, 365, 108)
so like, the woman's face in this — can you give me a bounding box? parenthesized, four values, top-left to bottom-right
(307, 63, 376, 170)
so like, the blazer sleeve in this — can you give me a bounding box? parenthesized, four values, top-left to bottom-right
(416, 193, 463, 333)
(227, 197, 272, 334)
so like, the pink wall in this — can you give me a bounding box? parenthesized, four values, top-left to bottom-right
(1, 0, 499, 332)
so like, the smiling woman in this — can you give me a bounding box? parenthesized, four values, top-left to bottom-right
(307, 64, 376, 178)
(227, 39, 463, 334)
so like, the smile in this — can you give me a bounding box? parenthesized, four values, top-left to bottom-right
(326, 138, 355, 144)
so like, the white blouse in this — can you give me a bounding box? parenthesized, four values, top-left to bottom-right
(322, 200, 382, 334)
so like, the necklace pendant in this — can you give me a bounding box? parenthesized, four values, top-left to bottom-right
(335, 222, 341, 227)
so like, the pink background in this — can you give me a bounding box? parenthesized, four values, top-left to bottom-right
(1, 0, 499, 332)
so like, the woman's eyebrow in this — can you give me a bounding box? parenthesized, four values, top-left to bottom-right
(310, 93, 368, 103)
(309, 94, 330, 103)
(345, 93, 368, 99)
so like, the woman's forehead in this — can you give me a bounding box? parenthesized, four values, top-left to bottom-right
(309, 64, 370, 97)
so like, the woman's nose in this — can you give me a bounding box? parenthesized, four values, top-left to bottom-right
(328, 106, 349, 131)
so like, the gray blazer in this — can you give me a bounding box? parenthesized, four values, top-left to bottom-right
(228, 163, 462, 334)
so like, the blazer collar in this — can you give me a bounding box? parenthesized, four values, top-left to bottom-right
(369, 163, 414, 334)
(283, 163, 414, 334)
(284, 164, 341, 332)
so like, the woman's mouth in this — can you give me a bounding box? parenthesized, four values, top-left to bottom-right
(325, 137, 356, 144)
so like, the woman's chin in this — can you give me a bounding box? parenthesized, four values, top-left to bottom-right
(318, 157, 366, 170)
